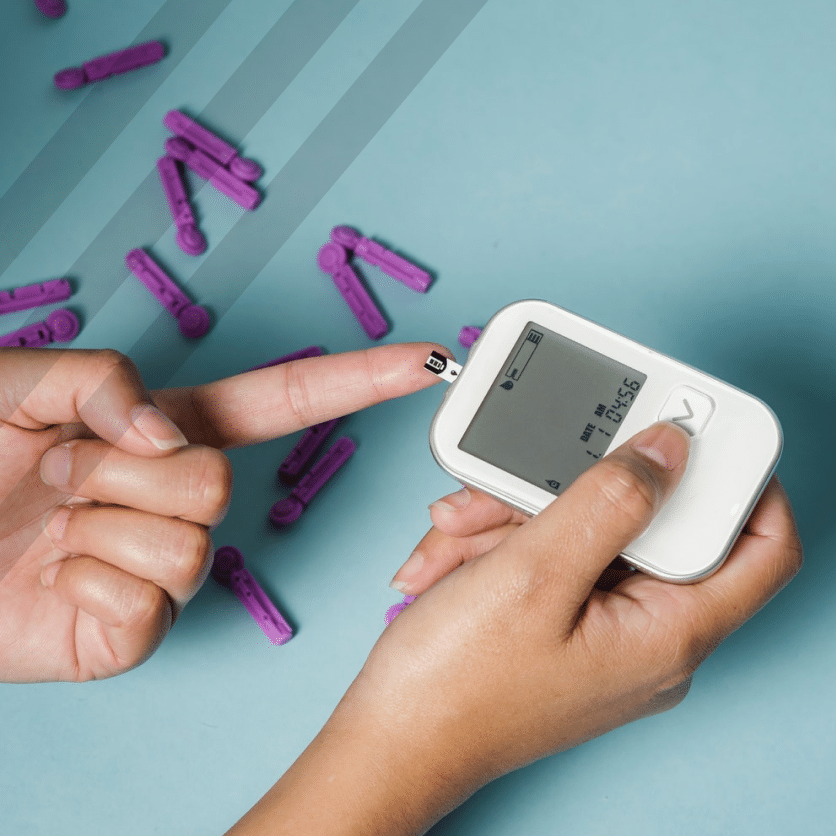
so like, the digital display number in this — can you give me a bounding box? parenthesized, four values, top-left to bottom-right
(581, 377, 645, 460)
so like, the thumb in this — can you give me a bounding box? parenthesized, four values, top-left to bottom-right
(491, 421, 691, 614)
(0, 348, 188, 456)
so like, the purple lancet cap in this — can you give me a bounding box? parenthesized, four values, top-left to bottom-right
(246, 345, 323, 372)
(322, 261, 388, 341)
(316, 242, 348, 275)
(157, 156, 206, 256)
(34, 0, 67, 18)
(354, 237, 432, 293)
(165, 137, 260, 210)
(125, 248, 210, 338)
(54, 40, 165, 89)
(0, 278, 71, 315)
(211, 546, 293, 645)
(163, 110, 263, 182)
(384, 595, 417, 626)
(0, 308, 79, 347)
(278, 418, 340, 487)
(458, 326, 482, 348)
(330, 225, 362, 249)
(269, 436, 356, 527)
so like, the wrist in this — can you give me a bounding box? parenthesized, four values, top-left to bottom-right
(226, 674, 484, 836)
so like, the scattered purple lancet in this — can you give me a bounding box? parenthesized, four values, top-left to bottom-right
(458, 326, 482, 348)
(269, 436, 356, 527)
(163, 110, 263, 183)
(125, 248, 210, 338)
(246, 345, 323, 372)
(279, 418, 340, 487)
(211, 546, 293, 645)
(54, 40, 165, 90)
(316, 243, 388, 340)
(0, 309, 79, 347)
(165, 137, 260, 210)
(157, 156, 207, 256)
(329, 226, 432, 293)
(34, 0, 66, 18)
(384, 595, 417, 626)
(0, 279, 71, 315)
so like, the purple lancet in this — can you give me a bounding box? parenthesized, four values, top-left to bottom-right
(0, 309, 79, 347)
(278, 418, 340, 487)
(34, 0, 66, 18)
(458, 326, 482, 348)
(54, 40, 165, 90)
(125, 248, 210, 338)
(211, 546, 293, 645)
(163, 110, 263, 182)
(269, 436, 356, 527)
(165, 137, 260, 210)
(316, 245, 388, 340)
(384, 596, 417, 625)
(246, 345, 323, 372)
(157, 156, 206, 256)
(0, 279, 72, 315)
(354, 237, 432, 293)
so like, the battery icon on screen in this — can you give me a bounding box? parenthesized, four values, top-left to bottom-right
(505, 329, 542, 381)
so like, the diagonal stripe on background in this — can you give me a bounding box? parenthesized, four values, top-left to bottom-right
(0, 0, 235, 276)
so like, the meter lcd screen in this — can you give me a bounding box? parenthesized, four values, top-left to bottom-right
(458, 322, 647, 497)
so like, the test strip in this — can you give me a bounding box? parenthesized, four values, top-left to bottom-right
(278, 418, 340, 486)
(125, 248, 210, 338)
(423, 351, 462, 383)
(157, 156, 206, 256)
(269, 436, 357, 526)
(54, 41, 165, 90)
(163, 110, 263, 183)
(0, 309, 79, 347)
(0, 279, 71, 315)
(211, 546, 293, 645)
(165, 138, 260, 211)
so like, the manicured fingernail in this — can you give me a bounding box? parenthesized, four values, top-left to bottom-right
(40, 560, 62, 588)
(390, 551, 424, 593)
(130, 404, 188, 451)
(43, 507, 71, 544)
(429, 487, 471, 513)
(630, 422, 690, 471)
(40, 443, 73, 489)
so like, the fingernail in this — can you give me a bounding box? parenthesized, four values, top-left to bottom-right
(390, 551, 424, 593)
(429, 487, 471, 513)
(40, 443, 73, 489)
(41, 560, 62, 588)
(630, 422, 690, 471)
(130, 405, 188, 451)
(43, 507, 71, 544)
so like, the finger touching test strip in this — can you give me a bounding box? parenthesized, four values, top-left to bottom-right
(211, 546, 293, 646)
(125, 248, 210, 338)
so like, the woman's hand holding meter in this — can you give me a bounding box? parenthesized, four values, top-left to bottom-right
(229, 422, 802, 836)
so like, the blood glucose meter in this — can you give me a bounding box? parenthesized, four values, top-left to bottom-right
(426, 300, 781, 582)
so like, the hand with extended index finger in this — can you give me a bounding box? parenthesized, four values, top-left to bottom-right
(0, 343, 448, 683)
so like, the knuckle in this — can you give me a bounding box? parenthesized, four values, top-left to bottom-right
(592, 458, 658, 529)
(181, 446, 233, 521)
(116, 578, 167, 630)
(161, 520, 212, 585)
(90, 348, 139, 383)
(282, 360, 318, 427)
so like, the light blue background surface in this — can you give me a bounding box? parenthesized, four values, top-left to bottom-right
(2, 1, 836, 833)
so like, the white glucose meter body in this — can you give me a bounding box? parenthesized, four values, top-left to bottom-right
(428, 300, 782, 582)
